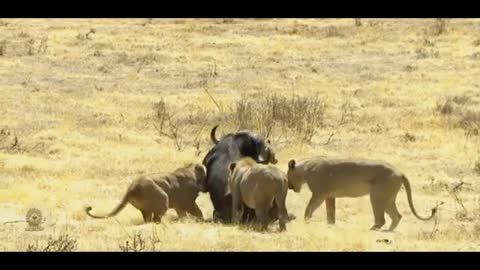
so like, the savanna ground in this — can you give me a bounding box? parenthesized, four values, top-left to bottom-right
(1, 18, 480, 251)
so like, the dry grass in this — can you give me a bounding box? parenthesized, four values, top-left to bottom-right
(231, 93, 326, 142)
(1, 18, 480, 251)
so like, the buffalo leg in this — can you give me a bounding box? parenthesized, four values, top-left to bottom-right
(209, 193, 231, 223)
(241, 207, 256, 224)
(326, 197, 336, 225)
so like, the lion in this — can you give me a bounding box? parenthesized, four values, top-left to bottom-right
(287, 157, 437, 231)
(85, 163, 207, 223)
(228, 157, 289, 231)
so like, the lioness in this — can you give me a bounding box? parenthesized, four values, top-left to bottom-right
(228, 157, 289, 231)
(287, 158, 437, 231)
(85, 163, 207, 223)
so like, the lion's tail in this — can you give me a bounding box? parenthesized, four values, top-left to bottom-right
(401, 175, 437, 221)
(85, 193, 129, 219)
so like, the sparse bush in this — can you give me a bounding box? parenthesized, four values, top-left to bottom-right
(18, 32, 30, 38)
(354, 19, 362, 27)
(141, 18, 153, 26)
(93, 49, 103, 57)
(415, 48, 429, 59)
(26, 38, 35, 55)
(455, 211, 470, 221)
(452, 95, 471, 105)
(338, 101, 355, 125)
(415, 48, 439, 59)
(119, 233, 146, 252)
(37, 37, 48, 54)
(431, 19, 448, 36)
(221, 19, 235, 24)
(172, 19, 185, 24)
(0, 128, 20, 153)
(76, 29, 96, 41)
(324, 25, 344, 38)
(152, 99, 213, 152)
(473, 39, 480, 46)
(425, 19, 448, 36)
(0, 40, 6, 56)
(445, 181, 471, 221)
(152, 92, 327, 148)
(421, 177, 448, 194)
(231, 94, 326, 142)
(423, 38, 435, 47)
(136, 53, 159, 73)
(435, 95, 476, 126)
(470, 52, 480, 60)
(0, 35, 48, 57)
(27, 234, 77, 252)
(153, 99, 171, 128)
(459, 110, 480, 129)
(472, 223, 480, 239)
(474, 159, 480, 175)
(435, 99, 454, 115)
(403, 132, 416, 142)
(98, 65, 110, 73)
(417, 201, 443, 240)
(402, 65, 417, 72)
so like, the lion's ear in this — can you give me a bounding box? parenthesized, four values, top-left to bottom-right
(229, 162, 237, 172)
(288, 160, 296, 169)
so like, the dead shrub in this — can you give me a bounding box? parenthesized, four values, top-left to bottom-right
(0, 35, 48, 57)
(415, 48, 439, 59)
(93, 49, 103, 57)
(429, 18, 448, 36)
(474, 158, 480, 176)
(452, 95, 471, 105)
(0, 40, 6, 56)
(136, 53, 160, 73)
(421, 177, 448, 194)
(435, 95, 480, 131)
(153, 99, 171, 129)
(423, 38, 435, 47)
(76, 28, 96, 41)
(445, 181, 471, 221)
(152, 99, 213, 153)
(436, 99, 454, 115)
(221, 19, 236, 24)
(141, 18, 153, 26)
(119, 233, 146, 252)
(37, 37, 48, 54)
(324, 25, 344, 38)
(403, 132, 416, 142)
(26, 233, 77, 252)
(152, 93, 326, 149)
(339, 101, 355, 125)
(459, 110, 480, 129)
(402, 65, 417, 72)
(230, 93, 326, 142)
(470, 52, 480, 60)
(472, 223, 480, 239)
(0, 128, 20, 153)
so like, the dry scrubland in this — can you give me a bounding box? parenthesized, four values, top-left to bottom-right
(1, 18, 480, 251)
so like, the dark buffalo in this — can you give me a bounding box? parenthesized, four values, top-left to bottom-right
(202, 125, 278, 223)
